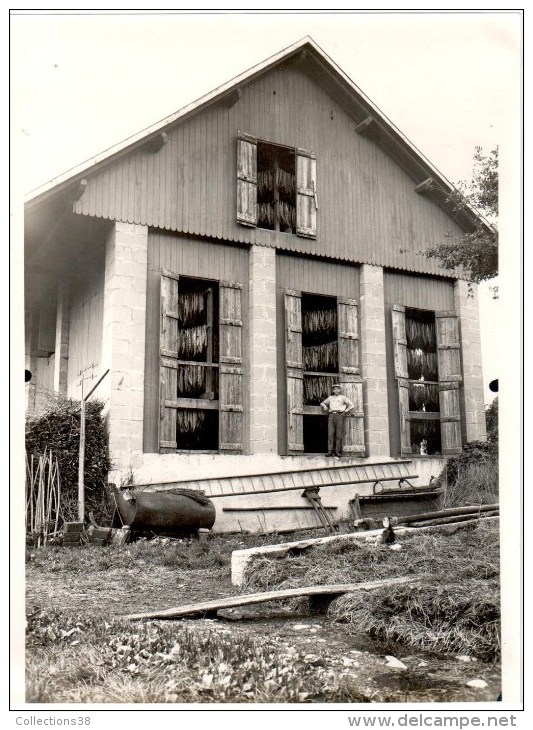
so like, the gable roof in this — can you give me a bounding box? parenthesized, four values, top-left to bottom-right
(24, 36, 488, 232)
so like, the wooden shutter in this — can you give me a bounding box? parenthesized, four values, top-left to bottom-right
(391, 305, 408, 378)
(237, 132, 257, 227)
(392, 306, 411, 455)
(285, 290, 303, 369)
(436, 312, 462, 382)
(439, 382, 462, 455)
(219, 281, 243, 452)
(338, 298, 359, 374)
(339, 374, 365, 455)
(436, 312, 462, 454)
(285, 290, 304, 451)
(159, 270, 180, 450)
(296, 148, 317, 238)
(398, 378, 412, 456)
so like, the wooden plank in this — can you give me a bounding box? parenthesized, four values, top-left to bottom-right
(125, 576, 415, 620)
(164, 398, 219, 410)
(222, 506, 338, 512)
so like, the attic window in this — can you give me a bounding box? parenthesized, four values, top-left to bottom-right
(237, 132, 317, 238)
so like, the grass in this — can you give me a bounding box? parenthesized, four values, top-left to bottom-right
(25, 608, 369, 703)
(25, 521, 500, 702)
(242, 520, 500, 661)
(440, 441, 499, 509)
(26, 528, 328, 574)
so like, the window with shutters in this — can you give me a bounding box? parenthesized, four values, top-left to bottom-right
(159, 272, 244, 453)
(237, 132, 317, 238)
(285, 290, 364, 455)
(393, 305, 462, 457)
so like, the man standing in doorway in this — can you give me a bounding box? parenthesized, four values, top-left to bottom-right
(320, 383, 354, 457)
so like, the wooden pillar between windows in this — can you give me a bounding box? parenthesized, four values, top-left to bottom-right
(54, 282, 70, 395)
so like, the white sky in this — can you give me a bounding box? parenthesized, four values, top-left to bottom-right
(10, 10, 522, 402)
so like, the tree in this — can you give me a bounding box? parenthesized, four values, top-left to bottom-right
(426, 147, 498, 286)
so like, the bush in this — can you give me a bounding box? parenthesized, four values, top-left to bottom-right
(25, 399, 112, 524)
(440, 440, 498, 508)
(486, 397, 498, 442)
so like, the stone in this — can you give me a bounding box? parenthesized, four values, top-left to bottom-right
(385, 655, 408, 670)
(467, 679, 488, 689)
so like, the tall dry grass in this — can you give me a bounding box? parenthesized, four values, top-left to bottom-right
(440, 441, 498, 508)
(242, 520, 500, 661)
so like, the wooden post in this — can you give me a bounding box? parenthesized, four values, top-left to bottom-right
(77, 369, 110, 524)
(78, 380, 86, 523)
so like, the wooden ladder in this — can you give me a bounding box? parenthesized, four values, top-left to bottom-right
(302, 487, 338, 534)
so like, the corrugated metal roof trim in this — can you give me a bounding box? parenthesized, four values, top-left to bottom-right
(74, 209, 460, 279)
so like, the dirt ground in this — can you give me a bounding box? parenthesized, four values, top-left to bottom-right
(26, 559, 501, 704)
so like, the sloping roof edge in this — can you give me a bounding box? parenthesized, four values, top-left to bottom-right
(23, 36, 492, 232)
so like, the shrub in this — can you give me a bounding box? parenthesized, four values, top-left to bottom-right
(486, 397, 498, 443)
(439, 440, 498, 508)
(25, 399, 112, 524)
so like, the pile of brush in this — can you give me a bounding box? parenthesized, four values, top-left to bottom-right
(241, 520, 500, 661)
(25, 398, 112, 525)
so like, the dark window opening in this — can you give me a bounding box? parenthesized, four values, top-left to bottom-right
(302, 293, 338, 373)
(257, 141, 296, 233)
(177, 365, 219, 400)
(176, 276, 220, 450)
(405, 308, 439, 407)
(177, 277, 219, 364)
(304, 374, 332, 406)
(408, 382, 439, 413)
(410, 419, 441, 456)
(302, 293, 338, 452)
(175, 409, 219, 451)
(303, 414, 328, 454)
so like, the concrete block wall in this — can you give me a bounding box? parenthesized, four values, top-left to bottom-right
(248, 245, 278, 453)
(101, 222, 149, 468)
(454, 280, 487, 442)
(359, 264, 390, 455)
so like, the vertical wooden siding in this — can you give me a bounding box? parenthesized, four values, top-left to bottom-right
(144, 231, 249, 453)
(74, 63, 462, 277)
(67, 264, 105, 399)
(275, 253, 360, 453)
(383, 270, 455, 456)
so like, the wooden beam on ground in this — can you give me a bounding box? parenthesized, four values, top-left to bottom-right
(396, 503, 499, 525)
(125, 576, 415, 621)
